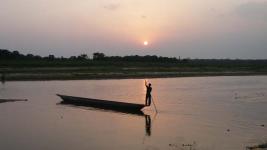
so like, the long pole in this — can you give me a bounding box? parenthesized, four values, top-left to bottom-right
(151, 96, 158, 113)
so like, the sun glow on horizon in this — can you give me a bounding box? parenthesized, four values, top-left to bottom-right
(143, 41, 148, 46)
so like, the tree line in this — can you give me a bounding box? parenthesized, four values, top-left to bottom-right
(0, 49, 181, 62)
(1, 49, 267, 65)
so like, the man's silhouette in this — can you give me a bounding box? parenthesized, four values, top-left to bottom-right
(145, 81, 152, 106)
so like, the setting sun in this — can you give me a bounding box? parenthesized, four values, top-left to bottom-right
(143, 41, 148, 46)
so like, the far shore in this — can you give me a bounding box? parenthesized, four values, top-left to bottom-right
(1, 50, 267, 82)
(1, 71, 267, 81)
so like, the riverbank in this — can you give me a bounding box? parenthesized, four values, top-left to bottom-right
(1, 70, 267, 81)
(1, 58, 267, 81)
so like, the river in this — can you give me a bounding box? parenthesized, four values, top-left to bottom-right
(0, 76, 267, 150)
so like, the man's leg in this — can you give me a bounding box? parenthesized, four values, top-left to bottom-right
(145, 95, 148, 106)
(148, 96, 151, 106)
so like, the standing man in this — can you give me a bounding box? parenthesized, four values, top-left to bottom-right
(145, 81, 152, 106)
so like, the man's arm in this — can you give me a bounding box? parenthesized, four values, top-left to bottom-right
(145, 80, 148, 87)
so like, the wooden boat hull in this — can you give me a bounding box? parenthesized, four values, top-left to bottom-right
(57, 94, 146, 113)
(0, 99, 27, 103)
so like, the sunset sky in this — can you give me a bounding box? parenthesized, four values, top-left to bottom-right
(0, 0, 267, 59)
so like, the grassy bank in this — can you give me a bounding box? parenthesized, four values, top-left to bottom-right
(1, 62, 267, 81)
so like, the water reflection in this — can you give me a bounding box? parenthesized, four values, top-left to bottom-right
(58, 101, 152, 137)
(145, 115, 151, 136)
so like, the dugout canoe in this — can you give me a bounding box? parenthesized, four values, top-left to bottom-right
(57, 94, 146, 112)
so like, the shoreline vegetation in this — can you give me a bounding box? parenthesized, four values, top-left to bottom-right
(1, 49, 267, 81)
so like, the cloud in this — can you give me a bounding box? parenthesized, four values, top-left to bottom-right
(236, 1, 267, 20)
(103, 3, 120, 11)
(141, 15, 147, 19)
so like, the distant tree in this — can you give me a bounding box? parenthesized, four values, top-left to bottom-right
(26, 54, 34, 58)
(60, 56, 65, 60)
(12, 51, 20, 58)
(0, 49, 12, 58)
(0, 49, 25, 59)
(182, 58, 190, 62)
(77, 54, 88, 60)
(48, 55, 55, 60)
(34, 55, 42, 59)
(93, 52, 105, 60)
(69, 56, 77, 60)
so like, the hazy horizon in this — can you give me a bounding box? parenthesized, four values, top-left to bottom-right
(1, 0, 267, 59)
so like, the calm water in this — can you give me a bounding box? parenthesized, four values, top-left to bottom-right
(0, 76, 267, 150)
